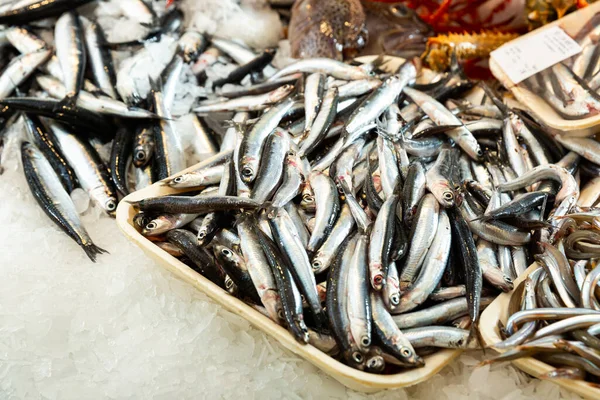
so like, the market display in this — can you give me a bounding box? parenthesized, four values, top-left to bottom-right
(1, 0, 600, 394)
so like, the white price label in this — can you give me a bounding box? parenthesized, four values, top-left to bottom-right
(491, 26, 582, 84)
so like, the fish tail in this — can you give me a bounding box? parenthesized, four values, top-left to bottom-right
(82, 242, 109, 263)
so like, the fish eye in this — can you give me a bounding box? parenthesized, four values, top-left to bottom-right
(198, 231, 206, 239)
(277, 309, 285, 320)
(390, 294, 400, 306)
(505, 276, 513, 283)
(374, 275, 383, 286)
(221, 248, 232, 257)
(146, 222, 157, 230)
(361, 336, 371, 347)
(135, 151, 145, 161)
(401, 347, 412, 358)
(106, 200, 117, 211)
(352, 352, 364, 363)
(225, 278, 234, 289)
(241, 166, 253, 178)
(443, 192, 454, 201)
(312, 260, 321, 271)
(287, 150, 296, 157)
(173, 176, 184, 184)
(303, 195, 314, 203)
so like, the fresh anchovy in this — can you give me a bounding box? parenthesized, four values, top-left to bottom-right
(502, 116, 528, 177)
(237, 215, 280, 322)
(330, 137, 365, 194)
(311, 204, 355, 274)
(166, 229, 223, 286)
(0, 97, 115, 142)
(239, 97, 296, 183)
(307, 171, 340, 253)
(36, 75, 156, 119)
(327, 235, 368, 369)
(55, 11, 86, 105)
(251, 129, 289, 204)
(426, 147, 457, 208)
(143, 213, 199, 237)
(23, 113, 77, 193)
(269, 150, 303, 212)
(347, 61, 418, 135)
(399, 194, 439, 288)
(347, 233, 372, 352)
(214, 244, 260, 304)
(403, 87, 482, 160)
(396, 210, 451, 313)
(110, 127, 133, 196)
(477, 239, 513, 293)
(49, 121, 117, 216)
(376, 136, 400, 200)
(369, 191, 399, 290)
(509, 114, 550, 166)
(165, 150, 232, 188)
(298, 87, 338, 157)
(81, 18, 117, 99)
(0, 0, 95, 25)
(337, 79, 382, 98)
(555, 135, 600, 166)
(393, 297, 494, 329)
(153, 89, 185, 180)
(132, 195, 260, 214)
(213, 48, 276, 88)
(0, 49, 50, 99)
(269, 208, 325, 326)
(371, 293, 424, 367)
(194, 85, 294, 113)
(403, 160, 427, 225)
(160, 54, 184, 110)
(269, 58, 372, 81)
(461, 197, 531, 246)
(21, 142, 106, 261)
(130, 124, 154, 168)
(447, 206, 483, 340)
(403, 327, 477, 349)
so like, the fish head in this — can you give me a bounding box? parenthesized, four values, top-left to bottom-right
(343, 349, 367, 371)
(397, 346, 424, 367)
(90, 187, 118, 217)
(133, 146, 149, 167)
(142, 215, 175, 236)
(166, 173, 199, 188)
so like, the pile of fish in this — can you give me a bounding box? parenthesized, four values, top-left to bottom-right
(130, 51, 599, 371)
(523, 12, 600, 120)
(485, 211, 600, 384)
(3, 0, 600, 377)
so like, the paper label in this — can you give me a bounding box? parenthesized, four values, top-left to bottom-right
(491, 26, 582, 84)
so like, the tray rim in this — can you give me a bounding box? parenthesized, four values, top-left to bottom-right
(479, 264, 600, 400)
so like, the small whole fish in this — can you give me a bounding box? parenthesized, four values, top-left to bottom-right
(55, 11, 86, 106)
(21, 142, 106, 261)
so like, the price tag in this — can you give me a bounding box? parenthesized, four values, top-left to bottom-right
(491, 26, 582, 84)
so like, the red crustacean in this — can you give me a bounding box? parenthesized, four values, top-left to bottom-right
(366, 0, 526, 33)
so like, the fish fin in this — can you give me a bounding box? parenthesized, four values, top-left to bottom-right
(82, 242, 109, 262)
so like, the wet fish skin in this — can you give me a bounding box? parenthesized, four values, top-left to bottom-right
(21, 142, 106, 262)
(55, 11, 86, 105)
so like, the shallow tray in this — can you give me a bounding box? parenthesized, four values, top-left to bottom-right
(116, 168, 462, 392)
(490, 2, 600, 137)
(480, 264, 600, 400)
